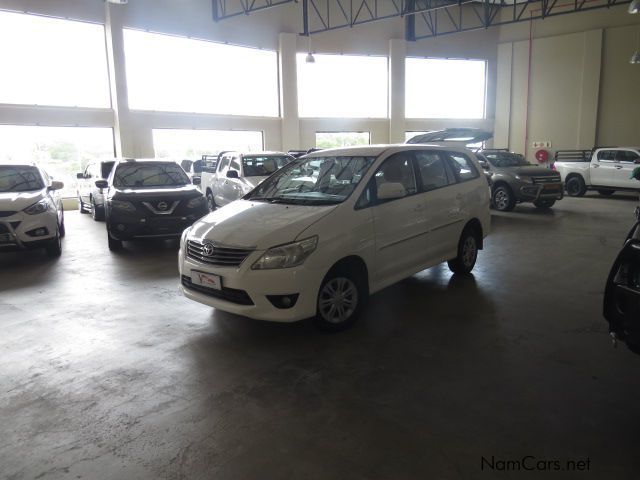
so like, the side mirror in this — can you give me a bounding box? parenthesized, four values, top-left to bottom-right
(226, 170, 239, 179)
(478, 160, 489, 170)
(49, 180, 64, 191)
(95, 180, 109, 189)
(192, 177, 202, 186)
(634, 158, 640, 164)
(76, 172, 85, 179)
(377, 182, 407, 201)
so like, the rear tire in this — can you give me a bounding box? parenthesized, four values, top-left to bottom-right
(492, 185, 515, 211)
(107, 229, 122, 251)
(533, 199, 556, 209)
(598, 189, 615, 196)
(58, 207, 65, 237)
(314, 267, 367, 332)
(448, 227, 479, 274)
(566, 176, 586, 197)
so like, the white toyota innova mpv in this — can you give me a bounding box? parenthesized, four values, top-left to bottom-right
(179, 145, 490, 330)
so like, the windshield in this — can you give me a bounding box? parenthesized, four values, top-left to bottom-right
(246, 156, 375, 206)
(242, 156, 292, 177)
(113, 163, 190, 188)
(484, 152, 529, 167)
(0, 166, 44, 192)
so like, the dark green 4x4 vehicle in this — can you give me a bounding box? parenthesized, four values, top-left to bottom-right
(477, 149, 563, 211)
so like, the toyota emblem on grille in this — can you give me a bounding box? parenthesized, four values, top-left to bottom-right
(202, 243, 215, 256)
(157, 201, 168, 211)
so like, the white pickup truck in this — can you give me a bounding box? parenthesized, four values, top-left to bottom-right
(200, 151, 294, 210)
(554, 147, 640, 196)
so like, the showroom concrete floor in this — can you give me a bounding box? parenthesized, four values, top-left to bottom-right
(1, 194, 640, 480)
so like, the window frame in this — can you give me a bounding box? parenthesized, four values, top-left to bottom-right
(445, 151, 480, 183)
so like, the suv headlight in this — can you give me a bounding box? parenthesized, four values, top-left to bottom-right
(23, 198, 51, 215)
(515, 175, 533, 183)
(251, 236, 318, 270)
(187, 196, 207, 209)
(110, 200, 136, 212)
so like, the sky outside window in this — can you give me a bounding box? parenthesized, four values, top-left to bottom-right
(124, 30, 279, 117)
(298, 54, 388, 118)
(153, 129, 264, 159)
(405, 58, 486, 119)
(0, 11, 110, 108)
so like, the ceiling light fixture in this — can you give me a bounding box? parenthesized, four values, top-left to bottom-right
(629, 0, 640, 14)
(305, 35, 315, 64)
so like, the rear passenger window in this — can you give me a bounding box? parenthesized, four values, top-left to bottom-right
(414, 152, 451, 192)
(446, 153, 479, 182)
(597, 150, 616, 161)
(374, 153, 417, 198)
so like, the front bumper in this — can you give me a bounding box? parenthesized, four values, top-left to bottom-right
(518, 182, 564, 201)
(178, 246, 322, 322)
(107, 208, 208, 241)
(0, 211, 58, 251)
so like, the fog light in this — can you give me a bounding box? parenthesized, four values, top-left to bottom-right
(26, 227, 48, 237)
(117, 224, 126, 231)
(266, 294, 299, 309)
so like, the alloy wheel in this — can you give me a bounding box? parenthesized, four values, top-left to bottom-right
(462, 236, 477, 268)
(494, 190, 509, 210)
(318, 277, 359, 324)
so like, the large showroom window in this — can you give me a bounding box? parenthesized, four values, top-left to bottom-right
(316, 132, 371, 149)
(153, 129, 264, 158)
(0, 126, 115, 197)
(0, 12, 110, 108)
(405, 58, 486, 119)
(297, 54, 388, 118)
(124, 30, 279, 117)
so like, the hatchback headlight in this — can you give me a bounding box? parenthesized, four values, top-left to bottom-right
(252, 236, 318, 270)
(110, 200, 136, 212)
(23, 198, 51, 215)
(187, 196, 207, 209)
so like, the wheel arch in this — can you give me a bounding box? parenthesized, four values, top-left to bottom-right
(324, 255, 370, 296)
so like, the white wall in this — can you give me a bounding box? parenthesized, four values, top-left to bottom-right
(0, 0, 499, 157)
(494, 6, 640, 161)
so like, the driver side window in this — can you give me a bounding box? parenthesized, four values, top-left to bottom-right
(217, 156, 230, 174)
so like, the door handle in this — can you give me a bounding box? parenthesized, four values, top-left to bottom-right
(592, 164, 599, 168)
(456, 193, 463, 200)
(616, 166, 623, 170)
(413, 203, 424, 211)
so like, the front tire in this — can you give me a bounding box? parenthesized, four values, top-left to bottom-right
(566, 176, 586, 197)
(533, 199, 556, 209)
(91, 199, 105, 221)
(314, 268, 366, 332)
(107, 229, 122, 251)
(45, 228, 62, 258)
(78, 197, 88, 213)
(206, 191, 216, 211)
(448, 227, 479, 274)
(492, 185, 515, 211)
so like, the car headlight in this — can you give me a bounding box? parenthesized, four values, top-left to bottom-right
(251, 236, 318, 270)
(187, 196, 207, 209)
(23, 198, 51, 215)
(515, 175, 533, 183)
(110, 200, 136, 212)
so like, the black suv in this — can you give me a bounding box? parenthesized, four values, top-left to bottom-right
(96, 159, 209, 251)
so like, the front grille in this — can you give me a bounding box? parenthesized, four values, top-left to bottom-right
(0, 223, 9, 234)
(531, 175, 561, 184)
(0, 211, 16, 218)
(186, 240, 253, 267)
(181, 275, 254, 305)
